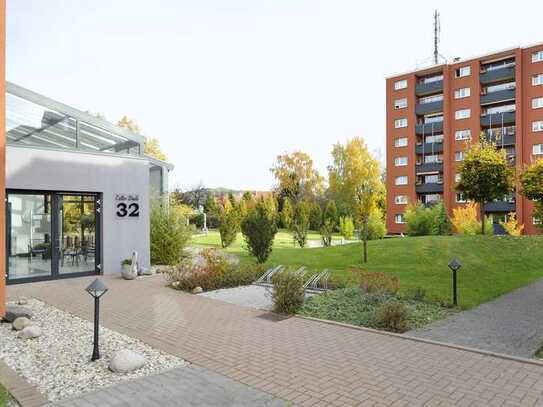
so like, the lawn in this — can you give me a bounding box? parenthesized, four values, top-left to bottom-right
(0, 384, 9, 407)
(190, 230, 543, 309)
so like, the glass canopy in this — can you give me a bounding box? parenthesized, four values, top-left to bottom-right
(6, 84, 142, 156)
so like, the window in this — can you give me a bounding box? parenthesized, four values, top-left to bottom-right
(533, 97, 543, 109)
(533, 121, 543, 132)
(533, 51, 543, 63)
(455, 66, 471, 78)
(395, 176, 408, 185)
(424, 134, 444, 143)
(395, 137, 408, 147)
(394, 79, 407, 90)
(394, 214, 406, 224)
(455, 129, 471, 141)
(425, 194, 442, 203)
(395, 195, 408, 205)
(455, 109, 471, 120)
(455, 151, 465, 161)
(394, 156, 408, 166)
(394, 98, 407, 109)
(419, 94, 443, 104)
(533, 144, 543, 155)
(395, 118, 408, 128)
(533, 74, 543, 86)
(424, 154, 442, 164)
(534, 216, 542, 225)
(424, 174, 441, 184)
(456, 193, 467, 203)
(455, 173, 461, 183)
(454, 87, 471, 99)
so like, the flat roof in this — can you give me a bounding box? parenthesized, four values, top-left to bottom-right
(386, 41, 543, 80)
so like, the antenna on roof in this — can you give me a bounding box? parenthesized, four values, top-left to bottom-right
(433, 10, 440, 65)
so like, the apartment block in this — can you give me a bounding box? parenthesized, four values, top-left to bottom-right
(386, 43, 543, 235)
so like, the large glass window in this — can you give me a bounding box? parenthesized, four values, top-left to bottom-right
(6, 89, 142, 156)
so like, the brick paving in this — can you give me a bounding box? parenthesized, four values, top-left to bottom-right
(8, 275, 543, 406)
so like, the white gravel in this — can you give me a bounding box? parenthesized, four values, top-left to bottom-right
(0, 299, 187, 402)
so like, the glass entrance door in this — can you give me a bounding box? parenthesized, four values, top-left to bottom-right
(7, 190, 100, 283)
(59, 194, 97, 275)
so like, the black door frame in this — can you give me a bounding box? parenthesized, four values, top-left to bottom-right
(6, 189, 102, 285)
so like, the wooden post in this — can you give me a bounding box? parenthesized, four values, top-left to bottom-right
(0, 0, 5, 317)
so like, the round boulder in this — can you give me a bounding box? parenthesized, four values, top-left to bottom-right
(109, 350, 145, 373)
(12, 317, 32, 331)
(192, 286, 203, 294)
(3, 305, 33, 323)
(17, 325, 42, 339)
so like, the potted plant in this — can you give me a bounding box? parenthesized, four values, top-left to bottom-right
(120, 258, 132, 273)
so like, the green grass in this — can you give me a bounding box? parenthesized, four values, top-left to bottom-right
(0, 384, 9, 407)
(190, 230, 543, 309)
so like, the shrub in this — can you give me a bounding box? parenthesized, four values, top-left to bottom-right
(272, 269, 305, 314)
(309, 202, 323, 231)
(366, 209, 387, 240)
(339, 216, 355, 240)
(402, 287, 427, 302)
(150, 200, 193, 265)
(241, 201, 278, 263)
(190, 212, 220, 229)
(499, 212, 524, 236)
(404, 204, 435, 236)
(279, 197, 293, 229)
(324, 201, 338, 229)
(431, 202, 451, 235)
(451, 203, 492, 235)
(218, 204, 240, 248)
(165, 249, 263, 291)
(320, 219, 334, 247)
(357, 270, 399, 295)
(291, 202, 310, 248)
(373, 301, 409, 333)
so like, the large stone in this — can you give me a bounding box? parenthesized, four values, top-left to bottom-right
(192, 286, 203, 294)
(17, 325, 42, 339)
(3, 305, 33, 322)
(109, 350, 145, 373)
(12, 317, 32, 331)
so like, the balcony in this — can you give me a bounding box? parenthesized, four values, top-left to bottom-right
(416, 162, 443, 174)
(483, 132, 515, 147)
(480, 66, 515, 84)
(415, 80, 443, 96)
(416, 142, 443, 154)
(415, 183, 444, 194)
(415, 100, 443, 115)
(480, 111, 516, 126)
(484, 201, 515, 212)
(416, 121, 443, 135)
(480, 89, 516, 105)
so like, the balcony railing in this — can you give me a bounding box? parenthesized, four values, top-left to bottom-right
(416, 162, 443, 174)
(416, 121, 443, 135)
(415, 142, 443, 154)
(480, 89, 516, 105)
(415, 80, 443, 96)
(415, 183, 444, 194)
(484, 201, 516, 212)
(415, 100, 443, 115)
(480, 66, 515, 84)
(480, 111, 516, 126)
(483, 128, 515, 146)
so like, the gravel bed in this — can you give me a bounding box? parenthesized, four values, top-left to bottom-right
(0, 299, 187, 402)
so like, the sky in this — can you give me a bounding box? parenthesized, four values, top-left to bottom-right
(7, 0, 543, 191)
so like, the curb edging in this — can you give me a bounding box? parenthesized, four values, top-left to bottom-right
(0, 360, 48, 407)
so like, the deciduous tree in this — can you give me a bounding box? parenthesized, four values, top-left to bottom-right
(520, 160, 543, 230)
(456, 140, 514, 235)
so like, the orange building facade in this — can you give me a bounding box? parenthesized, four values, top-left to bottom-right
(386, 43, 543, 235)
(1, 0, 6, 316)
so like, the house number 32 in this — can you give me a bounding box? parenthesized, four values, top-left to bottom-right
(116, 202, 140, 217)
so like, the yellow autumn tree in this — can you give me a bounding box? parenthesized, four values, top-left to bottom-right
(499, 212, 524, 236)
(451, 203, 492, 235)
(328, 137, 383, 262)
(118, 116, 168, 162)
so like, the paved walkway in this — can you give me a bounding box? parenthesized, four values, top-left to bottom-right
(8, 275, 543, 406)
(410, 278, 543, 358)
(46, 366, 286, 407)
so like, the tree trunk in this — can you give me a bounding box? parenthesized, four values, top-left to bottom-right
(480, 201, 486, 235)
(363, 218, 368, 263)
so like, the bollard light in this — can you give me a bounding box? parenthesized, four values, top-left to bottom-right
(85, 278, 108, 361)
(447, 259, 462, 306)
